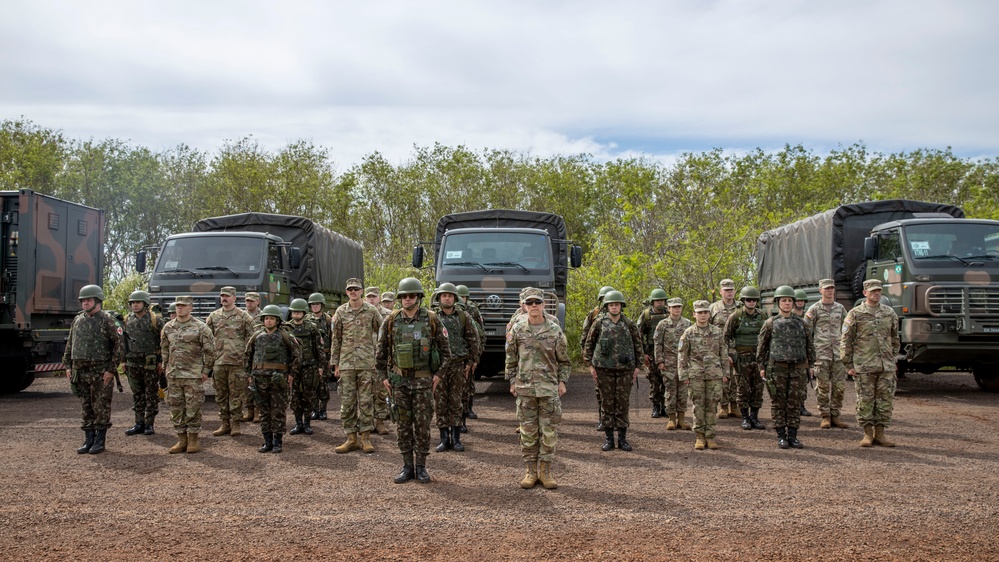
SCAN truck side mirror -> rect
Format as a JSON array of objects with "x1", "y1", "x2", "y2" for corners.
[
  {"x1": 135, "y1": 250, "x2": 146, "y2": 273},
  {"x1": 863, "y1": 237, "x2": 877, "y2": 260},
  {"x1": 290, "y1": 247, "x2": 302, "y2": 269},
  {"x1": 412, "y1": 246, "x2": 424, "y2": 268},
  {"x1": 570, "y1": 245, "x2": 582, "y2": 268}
]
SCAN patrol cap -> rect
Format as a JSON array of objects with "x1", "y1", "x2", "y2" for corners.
[
  {"x1": 667, "y1": 297, "x2": 683, "y2": 307},
  {"x1": 863, "y1": 279, "x2": 883, "y2": 291},
  {"x1": 381, "y1": 291, "x2": 395, "y2": 302},
  {"x1": 819, "y1": 279, "x2": 836, "y2": 289},
  {"x1": 720, "y1": 279, "x2": 735, "y2": 289},
  {"x1": 244, "y1": 292, "x2": 260, "y2": 301},
  {"x1": 220, "y1": 286, "x2": 236, "y2": 297},
  {"x1": 693, "y1": 300, "x2": 711, "y2": 312},
  {"x1": 175, "y1": 296, "x2": 193, "y2": 306},
  {"x1": 346, "y1": 278, "x2": 363, "y2": 290},
  {"x1": 520, "y1": 287, "x2": 544, "y2": 302},
  {"x1": 365, "y1": 286, "x2": 380, "y2": 297}
]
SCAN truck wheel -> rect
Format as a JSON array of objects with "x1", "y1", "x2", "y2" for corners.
[
  {"x1": 0, "y1": 359, "x2": 33, "y2": 393},
  {"x1": 851, "y1": 265, "x2": 867, "y2": 300},
  {"x1": 973, "y1": 366, "x2": 999, "y2": 392}
]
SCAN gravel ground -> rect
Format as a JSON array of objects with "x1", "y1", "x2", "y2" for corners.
[{"x1": 1, "y1": 371, "x2": 997, "y2": 561}]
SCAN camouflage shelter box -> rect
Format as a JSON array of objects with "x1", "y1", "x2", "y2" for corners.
[
  {"x1": 755, "y1": 200, "x2": 963, "y2": 291},
  {"x1": 193, "y1": 213, "x2": 363, "y2": 296}
]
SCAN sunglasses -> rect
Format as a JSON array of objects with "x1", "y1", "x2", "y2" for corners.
[
  {"x1": 524, "y1": 300, "x2": 544, "y2": 306},
  {"x1": 346, "y1": 287, "x2": 361, "y2": 292}
]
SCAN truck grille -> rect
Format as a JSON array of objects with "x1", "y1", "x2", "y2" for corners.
[
  {"x1": 927, "y1": 286, "x2": 999, "y2": 316},
  {"x1": 470, "y1": 290, "x2": 558, "y2": 324}
]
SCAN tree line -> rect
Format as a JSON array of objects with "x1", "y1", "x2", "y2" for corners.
[{"x1": 3, "y1": 117, "x2": 998, "y2": 356}]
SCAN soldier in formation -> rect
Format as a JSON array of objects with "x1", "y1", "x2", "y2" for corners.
[
  {"x1": 841, "y1": 279, "x2": 900, "y2": 448},
  {"x1": 654, "y1": 297, "x2": 692, "y2": 430},
  {"x1": 430, "y1": 283, "x2": 481, "y2": 452},
  {"x1": 161, "y1": 295, "x2": 214, "y2": 454},
  {"x1": 757, "y1": 285, "x2": 815, "y2": 449},
  {"x1": 366, "y1": 286, "x2": 392, "y2": 434},
  {"x1": 380, "y1": 291, "x2": 396, "y2": 314},
  {"x1": 307, "y1": 292, "x2": 334, "y2": 419},
  {"x1": 793, "y1": 288, "x2": 814, "y2": 417},
  {"x1": 506, "y1": 287, "x2": 570, "y2": 490},
  {"x1": 123, "y1": 290, "x2": 163, "y2": 436},
  {"x1": 724, "y1": 286, "x2": 767, "y2": 431},
  {"x1": 583, "y1": 290, "x2": 644, "y2": 452},
  {"x1": 240, "y1": 292, "x2": 262, "y2": 423},
  {"x1": 677, "y1": 300, "x2": 727, "y2": 450},
  {"x1": 330, "y1": 278, "x2": 383, "y2": 454},
  {"x1": 287, "y1": 298, "x2": 326, "y2": 437},
  {"x1": 456, "y1": 284, "x2": 484, "y2": 422},
  {"x1": 377, "y1": 278, "x2": 451, "y2": 484},
  {"x1": 804, "y1": 279, "x2": 850, "y2": 429},
  {"x1": 709, "y1": 279, "x2": 739, "y2": 419},
  {"x1": 64, "y1": 284, "x2": 125, "y2": 455},
  {"x1": 636, "y1": 289, "x2": 670, "y2": 418},
  {"x1": 206, "y1": 286, "x2": 256, "y2": 438},
  {"x1": 245, "y1": 305, "x2": 301, "y2": 453},
  {"x1": 581, "y1": 285, "x2": 614, "y2": 431}
]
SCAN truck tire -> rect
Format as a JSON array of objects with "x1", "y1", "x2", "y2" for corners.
[
  {"x1": 851, "y1": 265, "x2": 867, "y2": 300},
  {"x1": 972, "y1": 365, "x2": 999, "y2": 392},
  {"x1": 0, "y1": 359, "x2": 33, "y2": 393}
]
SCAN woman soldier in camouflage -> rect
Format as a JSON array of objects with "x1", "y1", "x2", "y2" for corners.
[{"x1": 677, "y1": 300, "x2": 728, "y2": 450}]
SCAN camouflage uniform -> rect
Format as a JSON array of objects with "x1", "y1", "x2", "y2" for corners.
[
  {"x1": 583, "y1": 313, "x2": 643, "y2": 431},
  {"x1": 840, "y1": 296, "x2": 900, "y2": 431},
  {"x1": 460, "y1": 298, "x2": 485, "y2": 417},
  {"x1": 724, "y1": 307, "x2": 767, "y2": 419},
  {"x1": 805, "y1": 290, "x2": 848, "y2": 422},
  {"x1": 161, "y1": 316, "x2": 214, "y2": 434},
  {"x1": 330, "y1": 301, "x2": 382, "y2": 435},
  {"x1": 376, "y1": 307, "x2": 452, "y2": 470},
  {"x1": 64, "y1": 309, "x2": 125, "y2": 431},
  {"x1": 124, "y1": 310, "x2": 163, "y2": 428},
  {"x1": 287, "y1": 318, "x2": 326, "y2": 426},
  {"x1": 757, "y1": 313, "x2": 815, "y2": 431},
  {"x1": 245, "y1": 325, "x2": 301, "y2": 436},
  {"x1": 369, "y1": 306, "x2": 392, "y2": 428},
  {"x1": 432, "y1": 304, "x2": 481, "y2": 428},
  {"x1": 637, "y1": 303, "x2": 670, "y2": 415},
  {"x1": 653, "y1": 311, "x2": 692, "y2": 425},
  {"x1": 205, "y1": 300, "x2": 256, "y2": 430},
  {"x1": 241, "y1": 292, "x2": 263, "y2": 420},
  {"x1": 308, "y1": 309, "x2": 333, "y2": 416},
  {"x1": 708, "y1": 296, "x2": 738, "y2": 415},
  {"x1": 677, "y1": 307, "x2": 726, "y2": 444},
  {"x1": 580, "y1": 305, "x2": 605, "y2": 426}
]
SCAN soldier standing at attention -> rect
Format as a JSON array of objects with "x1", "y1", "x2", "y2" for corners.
[
  {"x1": 63, "y1": 284, "x2": 125, "y2": 455},
  {"x1": 366, "y1": 286, "x2": 393, "y2": 434},
  {"x1": 287, "y1": 299, "x2": 326, "y2": 438},
  {"x1": 123, "y1": 290, "x2": 163, "y2": 437},
  {"x1": 161, "y1": 296, "x2": 214, "y2": 454},
  {"x1": 245, "y1": 305, "x2": 301, "y2": 453},
  {"x1": 455, "y1": 284, "x2": 484, "y2": 422},
  {"x1": 380, "y1": 292, "x2": 396, "y2": 314},
  {"x1": 709, "y1": 279, "x2": 739, "y2": 419},
  {"x1": 805, "y1": 279, "x2": 850, "y2": 429},
  {"x1": 307, "y1": 292, "x2": 333, "y2": 420},
  {"x1": 841, "y1": 279, "x2": 901, "y2": 448},
  {"x1": 244, "y1": 292, "x2": 262, "y2": 323},
  {"x1": 637, "y1": 289, "x2": 670, "y2": 418},
  {"x1": 240, "y1": 292, "x2": 262, "y2": 423},
  {"x1": 330, "y1": 278, "x2": 383, "y2": 454},
  {"x1": 206, "y1": 286, "x2": 256, "y2": 438},
  {"x1": 167, "y1": 302, "x2": 177, "y2": 320},
  {"x1": 581, "y1": 286, "x2": 614, "y2": 431},
  {"x1": 377, "y1": 278, "x2": 451, "y2": 484},
  {"x1": 793, "y1": 288, "x2": 814, "y2": 417},
  {"x1": 654, "y1": 298, "x2": 692, "y2": 431},
  {"x1": 677, "y1": 300, "x2": 727, "y2": 450},
  {"x1": 724, "y1": 286, "x2": 768, "y2": 431},
  {"x1": 506, "y1": 287, "x2": 570, "y2": 490},
  {"x1": 431, "y1": 283, "x2": 481, "y2": 452},
  {"x1": 757, "y1": 285, "x2": 815, "y2": 449},
  {"x1": 584, "y1": 290, "x2": 644, "y2": 452}
]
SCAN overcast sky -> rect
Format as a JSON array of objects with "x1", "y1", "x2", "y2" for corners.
[{"x1": 3, "y1": 1, "x2": 997, "y2": 166}]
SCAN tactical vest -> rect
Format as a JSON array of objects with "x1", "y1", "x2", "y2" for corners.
[
  {"x1": 290, "y1": 322, "x2": 317, "y2": 365},
  {"x1": 734, "y1": 310, "x2": 765, "y2": 349},
  {"x1": 71, "y1": 312, "x2": 112, "y2": 362},
  {"x1": 392, "y1": 310, "x2": 432, "y2": 371},
  {"x1": 253, "y1": 330, "x2": 290, "y2": 367},
  {"x1": 769, "y1": 315, "x2": 807, "y2": 362},
  {"x1": 125, "y1": 312, "x2": 159, "y2": 355},
  {"x1": 593, "y1": 317, "x2": 636, "y2": 370},
  {"x1": 643, "y1": 308, "x2": 669, "y2": 346},
  {"x1": 438, "y1": 309, "x2": 468, "y2": 358}
]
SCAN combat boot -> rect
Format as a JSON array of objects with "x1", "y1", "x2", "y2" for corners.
[
  {"x1": 830, "y1": 415, "x2": 849, "y2": 428},
  {"x1": 258, "y1": 432, "x2": 273, "y2": 453},
  {"x1": 665, "y1": 413, "x2": 677, "y2": 431},
  {"x1": 88, "y1": 429, "x2": 107, "y2": 454},
  {"x1": 740, "y1": 408, "x2": 752, "y2": 430},
  {"x1": 694, "y1": 432, "x2": 706, "y2": 450},
  {"x1": 186, "y1": 433, "x2": 201, "y2": 453},
  {"x1": 730, "y1": 402, "x2": 740, "y2": 418},
  {"x1": 169, "y1": 433, "x2": 188, "y2": 454},
  {"x1": 335, "y1": 433, "x2": 360, "y2": 454},
  {"x1": 459, "y1": 416, "x2": 468, "y2": 434},
  {"x1": 310, "y1": 410, "x2": 320, "y2": 420},
  {"x1": 435, "y1": 428, "x2": 451, "y2": 452},
  {"x1": 678, "y1": 415, "x2": 692, "y2": 431},
  {"x1": 240, "y1": 406, "x2": 254, "y2": 422},
  {"x1": 651, "y1": 403, "x2": 662, "y2": 418},
  {"x1": 77, "y1": 429, "x2": 96, "y2": 454},
  {"x1": 800, "y1": 404, "x2": 813, "y2": 417},
  {"x1": 271, "y1": 433, "x2": 283, "y2": 453},
  {"x1": 750, "y1": 407, "x2": 765, "y2": 430},
  {"x1": 375, "y1": 419, "x2": 389, "y2": 435},
  {"x1": 415, "y1": 465, "x2": 431, "y2": 483},
  {"x1": 252, "y1": 410, "x2": 262, "y2": 423},
  {"x1": 394, "y1": 460, "x2": 415, "y2": 484},
  {"x1": 318, "y1": 408, "x2": 328, "y2": 421},
  {"x1": 787, "y1": 427, "x2": 803, "y2": 449},
  {"x1": 520, "y1": 462, "x2": 538, "y2": 489},
  {"x1": 451, "y1": 427, "x2": 465, "y2": 452},
  {"x1": 143, "y1": 423, "x2": 155, "y2": 435},
  {"x1": 212, "y1": 421, "x2": 231, "y2": 437},
  {"x1": 617, "y1": 428, "x2": 632, "y2": 451},
  {"x1": 360, "y1": 431, "x2": 375, "y2": 453},
  {"x1": 125, "y1": 422, "x2": 145, "y2": 436},
  {"x1": 820, "y1": 415, "x2": 832, "y2": 429},
  {"x1": 777, "y1": 427, "x2": 789, "y2": 449},
  {"x1": 601, "y1": 428, "x2": 615, "y2": 451},
  {"x1": 538, "y1": 460, "x2": 558, "y2": 489},
  {"x1": 302, "y1": 417, "x2": 313, "y2": 435},
  {"x1": 705, "y1": 436, "x2": 718, "y2": 450},
  {"x1": 229, "y1": 420, "x2": 241, "y2": 437},
  {"x1": 289, "y1": 416, "x2": 304, "y2": 435},
  {"x1": 466, "y1": 397, "x2": 478, "y2": 420},
  {"x1": 716, "y1": 403, "x2": 728, "y2": 419},
  {"x1": 874, "y1": 425, "x2": 896, "y2": 447},
  {"x1": 859, "y1": 425, "x2": 875, "y2": 447}
]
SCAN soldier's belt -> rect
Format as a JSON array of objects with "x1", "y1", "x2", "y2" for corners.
[
  {"x1": 394, "y1": 367, "x2": 432, "y2": 378},
  {"x1": 253, "y1": 363, "x2": 288, "y2": 371},
  {"x1": 72, "y1": 360, "x2": 108, "y2": 370},
  {"x1": 771, "y1": 361, "x2": 807, "y2": 368}
]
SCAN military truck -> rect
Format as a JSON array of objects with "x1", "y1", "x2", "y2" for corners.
[
  {"x1": 0, "y1": 189, "x2": 105, "y2": 392},
  {"x1": 412, "y1": 209, "x2": 582, "y2": 376},
  {"x1": 137, "y1": 213, "x2": 363, "y2": 319},
  {"x1": 756, "y1": 200, "x2": 999, "y2": 391}
]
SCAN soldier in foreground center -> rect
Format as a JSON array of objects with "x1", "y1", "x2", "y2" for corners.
[
  {"x1": 161, "y1": 295, "x2": 214, "y2": 454},
  {"x1": 206, "y1": 286, "x2": 256, "y2": 438},
  {"x1": 678, "y1": 300, "x2": 727, "y2": 450},
  {"x1": 245, "y1": 305, "x2": 301, "y2": 453},
  {"x1": 123, "y1": 290, "x2": 163, "y2": 437},
  {"x1": 654, "y1": 298, "x2": 692, "y2": 430},
  {"x1": 330, "y1": 278, "x2": 382, "y2": 454}
]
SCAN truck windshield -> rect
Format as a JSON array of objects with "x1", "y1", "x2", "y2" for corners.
[
  {"x1": 904, "y1": 223, "x2": 999, "y2": 260},
  {"x1": 155, "y1": 236, "x2": 267, "y2": 274},
  {"x1": 441, "y1": 232, "x2": 551, "y2": 269}
]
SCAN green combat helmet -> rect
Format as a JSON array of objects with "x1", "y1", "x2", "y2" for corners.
[
  {"x1": 288, "y1": 298, "x2": 309, "y2": 313},
  {"x1": 128, "y1": 290, "x2": 151, "y2": 305},
  {"x1": 602, "y1": 290, "x2": 627, "y2": 308},
  {"x1": 739, "y1": 286, "x2": 761, "y2": 301},
  {"x1": 597, "y1": 286, "x2": 615, "y2": 302},
  {"x1": 168, "y1": 302, "x2": 177, "y2": 314},
  {"x1": 396, "y1": 277, "x2": 425, "y2": 297},
  {"x1": 455, "y1": 285, "x2": 470, "y2": 298},
  {"x1": 436, "y1": 282, "x2": 459, "y2": 296},
  {"x1": 308, "y1": 293, "x2": 326, "y2": 306},
  {"x1": 261, "y1": 304, "x2": 283, "y2": 319},
  {"x1": 794, "y1": 289, "x2": 807, "y2": 301},
  {"x1": 774, "y1": 285, "x2": 796, "y2": 299},
  {"x1": 648, "y1": 288, "x2": 668, "y2": 301},
  {"x1": 78, "y1": 284, "x2": 105, "y2": 301}
]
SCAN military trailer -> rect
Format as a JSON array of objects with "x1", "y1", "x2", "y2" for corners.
[
  {"x1": 756, "y1": 199, "x2": 999, "y2": 391},
  {"x1": 412, "y1": 209, "x2": 582, "y2": 376},
  {"x1": 0, "y1": 189, "x2": 105, "y2": 392},
  {"x1": 137, "y1": 213, "x2": 363, "y2": 319}
]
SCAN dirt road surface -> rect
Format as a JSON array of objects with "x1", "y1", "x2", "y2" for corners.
[{"x1": 1, "y1": 371, "x2": 997, "y2": 561}]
